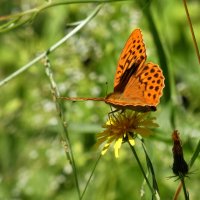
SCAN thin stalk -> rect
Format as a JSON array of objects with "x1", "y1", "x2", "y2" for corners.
[
  {"x1": 128, "y1": 141, "x2": 156, "y2": 198},
  {"x1": 182, "y1": 0, "x2": 200, "y2": 64},
  {"x1": 0, "y1": 4, "x2": 102, "y2": 87},
  {"x1": 80, "y1": 155, "x2": 101, "y2": 200},
  {"x1": 0, "y1": 0, "x2": 129, "y2": 21},
  {"x1": 141, "y1": 141, "x2": 159, "y2": 194},
  {"x1": 44, "y1": 57, "x2": 81, "y2": 198},
  {"x1": 0, "y1": 1, "x2": 129, "y2": 33},
  {"x1": 173, "y1": 182, "x2": 182, "y2": 200},
  {"x1": 39, "y1": 0, "x2": 130, "y2": 13},
  {"x1": 181, "y1": 177, "x2": 189, "y2": 200},
  {"x1": 188, "y1": 139, "x2": 200, "y2": 168}
]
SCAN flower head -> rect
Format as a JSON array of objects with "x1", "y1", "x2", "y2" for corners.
[
  {"x1": 96, "y1": 110, "x2": 159, "y2": 158},
  {"x1": 172, "y1": 130, "x2": 189, "y2": 177}
]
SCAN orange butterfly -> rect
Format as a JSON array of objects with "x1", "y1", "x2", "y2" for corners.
[{"x1": 60, "y1": 29, "x2": 165, "y2": 112}]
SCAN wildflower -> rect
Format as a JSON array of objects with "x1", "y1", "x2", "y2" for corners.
[
  {"x1": 96, "y1": 110, "x2": 159, "y2": 158},
  {"x1": 172, "y1": 130, "x2": 188, "y2": 177}
]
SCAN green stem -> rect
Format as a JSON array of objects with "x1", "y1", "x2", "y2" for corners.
[
  {"x1": 39, "y1": 0, "x2": 131, "y2": 12},
  {"x1": 44, "y1": 57, "x2": 81, "y2": 198},
  {"x1": 181, "y1": 177, "x2": 189, "y2": 200},
  {"x1": 0, "y1": 0, "x2": 129, "y2": 21},
  {"x1": 188, "y1": 139, "x2": 200, "y2": 168},
  {"x1": 80, "y1": 155, "x2": 101, "y2": 199},
  {"x1": 182, "y1": 0, "x2": 200, "y2": 64},
  {"x1": 128, "y1": 141, "x2": 155, "y2": 197}
]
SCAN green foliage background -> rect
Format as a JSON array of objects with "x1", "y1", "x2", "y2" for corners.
[{"x1": 0, "y1": 0, "x2": 199, "y2": 199}]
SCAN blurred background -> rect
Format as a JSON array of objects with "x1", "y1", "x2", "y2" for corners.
[{"x1": 0, "y1": 0, "x2": 199, "y2": 199}]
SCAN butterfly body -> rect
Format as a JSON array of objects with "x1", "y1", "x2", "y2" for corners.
[{"x1": 61, "y1": 29, "x2": 165, "y2": 112}]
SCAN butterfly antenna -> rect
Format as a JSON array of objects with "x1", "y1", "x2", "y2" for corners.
[
  {"x1": 105, "y1": 81, "x2": 108, "y2": 96},
  {"x1": 182, "y1": 0, "x2": 200, "y2": 64}
]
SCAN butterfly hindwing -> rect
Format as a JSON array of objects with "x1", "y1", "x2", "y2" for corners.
[{"x1": 122, "y1": 62, "x2": 165, "y2": 106}]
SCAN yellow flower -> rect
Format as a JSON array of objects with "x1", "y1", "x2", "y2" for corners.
[{"x1": 96, "y1": 110, "x2": 159, "y2": 158}]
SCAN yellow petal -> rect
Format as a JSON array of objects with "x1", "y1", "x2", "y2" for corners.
[
  {"x1": 128, "y1": 134, "x2": 135, "y2": 146},
  {"x1": 106, "y1": 118, "x2": 114, "y2": 125},
  {"x1": 101, "y1": 143, "x2": 110, "y2": 155},
  {"x1": 114, "y1": 137, "x2": 123, "y2": 158}
]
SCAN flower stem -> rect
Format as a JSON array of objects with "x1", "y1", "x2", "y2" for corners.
[
  {"x1": 181, "y1": 177, "x2": 189, "y2": 200},
  {"x1": 44, "y1": 57, "x2": 81, "y2": 198},
  {"x1": 128, "y1": 141, "x2": 158, "y2": 199},
  {"x1": 80, "y1": 155, "x2": 101, "y2": 199}
]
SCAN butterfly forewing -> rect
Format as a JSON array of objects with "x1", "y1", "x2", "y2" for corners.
[{"x1": 114, "y1": 29, "x2": 147, "y2": 90}]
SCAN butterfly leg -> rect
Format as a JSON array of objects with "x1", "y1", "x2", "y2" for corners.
[{"x1": 107, "y1": 106, "x2": 120, "y2": 122}]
